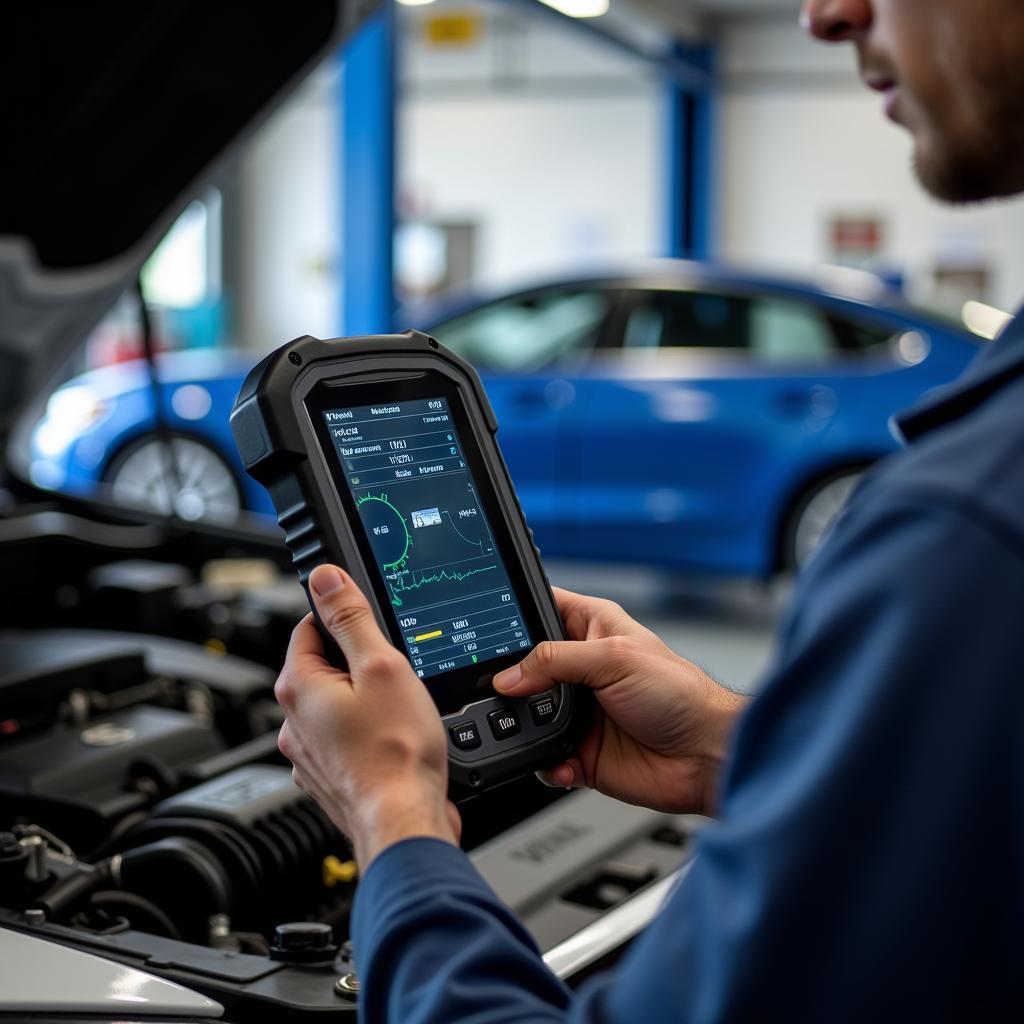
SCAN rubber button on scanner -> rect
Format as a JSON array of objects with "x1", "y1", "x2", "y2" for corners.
[
  {"x1": 487, "y1": 707, "x2": 522, "y2": 741},
  {"x1": 529, "y1": 693, "x2": 557, "y2": 726},
  {"x1": 449, "y1": 721, "x2": 482, "y2": 750}
]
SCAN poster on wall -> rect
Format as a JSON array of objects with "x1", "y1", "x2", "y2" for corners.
[{"x1": 829, "y1": 215, "x2": 884, "y2": 269}]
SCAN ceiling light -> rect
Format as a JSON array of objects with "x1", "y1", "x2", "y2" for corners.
[
  {"x1": 396, "y1": 0, "x2": 437, "y2": 7},
  {"x1": 538, "y1": 0, "x2": 609, "y2": 18}
]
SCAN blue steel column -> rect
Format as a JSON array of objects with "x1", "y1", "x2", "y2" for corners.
[
  {"x1": 338, "y1": 3, "x2": 397, "y2": 335},
  {"x1": 665, "y1": 44, "x2": 715, "y2": 262}
]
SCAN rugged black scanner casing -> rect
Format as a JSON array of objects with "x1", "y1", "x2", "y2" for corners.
[{"x1": 230, "y1": 330, "x2": 590, "y2": 797}]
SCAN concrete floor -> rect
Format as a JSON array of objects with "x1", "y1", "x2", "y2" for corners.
[{"x1": 544, "y1": 562, "x2": 791, "y2": 696}]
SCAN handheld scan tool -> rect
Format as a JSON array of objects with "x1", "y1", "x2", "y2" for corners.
[{"x1": 231, "y1": 331, "x2": 590, "y2": 797}]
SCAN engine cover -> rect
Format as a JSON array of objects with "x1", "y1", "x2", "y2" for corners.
[{"x1": 0, "y1": 706, "x2": 222, "y2": 851}]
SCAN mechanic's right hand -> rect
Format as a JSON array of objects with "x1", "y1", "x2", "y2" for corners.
[{"x1": 493, "y1": 588, "x2": 747, "y2": 816}]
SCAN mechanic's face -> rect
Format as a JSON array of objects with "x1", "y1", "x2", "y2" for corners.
[{"x1": 801, "y1": 0, "x2": 1024, "y2": 203}]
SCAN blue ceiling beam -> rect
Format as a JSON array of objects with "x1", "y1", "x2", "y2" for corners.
[{"x1": 338, "y1": 2, "x2": 397, "y2": 335}]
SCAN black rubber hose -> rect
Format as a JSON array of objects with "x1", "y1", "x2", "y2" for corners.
[
  {"x1": 34, "y1": 862, "x2": 114, "y2": 920},
  {"x1": 85, "y1": 811, "x2": 149, "y2": 861},
  {"x1": 125, "y1": 817, "x2": 262, "y2": 896},
  {"x1": 89, "y1": 889, "x2": 182, "y2": 941},
  {"x1": 119, "y1": 837, "x2": 232, "y2": 916}
]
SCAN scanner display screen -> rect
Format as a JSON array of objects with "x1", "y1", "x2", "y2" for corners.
[{"x1": 322, "y1": 397, "x2": 534, "y2": 679}]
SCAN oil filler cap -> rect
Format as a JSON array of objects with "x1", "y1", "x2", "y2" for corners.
[{"x1": 270, "y1": 921, "x2": 339, "y2": 965}]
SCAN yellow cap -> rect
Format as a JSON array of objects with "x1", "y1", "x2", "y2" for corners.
[{"x1": 323, "y1": 855, "x2": 359, "y2": 887}]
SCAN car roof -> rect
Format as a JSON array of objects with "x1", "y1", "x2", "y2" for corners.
[{"x1": 402, "y1": 259, "x2": 969, "y2": 339}]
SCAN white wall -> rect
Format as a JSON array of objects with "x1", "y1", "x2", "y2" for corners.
[
  {"x1": 718, "y1": 19, "x2": 1024, "y2": 313},
  {"x1": 400, "y1": 91, "x2": 663, "y2": 289},
  {"x1": 399, "y1": 2, "x2": 665, "y2": 290},
  {"x1": 235, "y1": 68, "x2": 341, "y2": 349}
]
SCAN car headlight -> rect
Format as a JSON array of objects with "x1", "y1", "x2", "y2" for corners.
[{"x1": 33, "y1": 385, "x2": 110, "y2": 457}]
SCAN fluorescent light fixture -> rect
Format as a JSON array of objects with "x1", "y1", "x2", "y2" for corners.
[
  {"x1": 538, "y1": 0, "x2": 609, "y2": 17},
  {"x1": 396, "y1": 0, "x2": 437, "y2": 6},
  {"x1": 962, "y1": 299, "x2": 1012, "y2": 340}
]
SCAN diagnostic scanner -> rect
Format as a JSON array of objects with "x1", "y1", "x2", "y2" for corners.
[{"x1": 230, "y1": 330, "x2": 590, "y2": 797}]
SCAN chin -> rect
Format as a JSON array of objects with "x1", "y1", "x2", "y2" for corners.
[
  {"x1": 914, "y1": 150, "x2": 1002, "y2": 204},
  {"x1": 913, "y1": 132, "x2": 1024, "y2": 204}
]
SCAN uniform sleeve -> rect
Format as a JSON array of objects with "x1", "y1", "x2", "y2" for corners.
[
  {"x1": 352, "y1": 837, "x2": 572, "y2": 1024},
  {"x1": 353, "y1": 493, "x2": 1024, "y2": 1023}
]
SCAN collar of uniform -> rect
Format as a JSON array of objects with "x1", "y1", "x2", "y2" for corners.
[{"x1": 893, "y1": 311, "x2": 1024, "y2": 443}]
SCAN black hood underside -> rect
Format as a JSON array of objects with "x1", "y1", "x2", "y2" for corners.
[
  {"x1": 0, "y1": 0, "x2": 372, "y2": 447},
  {"x1": 1, "y1": 1, "x2": 353, "y2": 270}
]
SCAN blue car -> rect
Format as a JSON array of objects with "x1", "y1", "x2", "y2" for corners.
[{"x1": 29, "y1": 262, "x2": 980, "y2": 575}]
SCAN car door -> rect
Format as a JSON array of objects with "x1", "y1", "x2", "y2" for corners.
[
  {"x1": 427, "y1": 285, "x2": 619, "y2": 559},
  {"x1": 567, "y1": 286, "x2": 864, "y2": 575}
]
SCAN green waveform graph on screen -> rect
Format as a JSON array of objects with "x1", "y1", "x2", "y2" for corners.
[
  {"x1": 386, "y1": 563, "x2": 498, "y2": 607},
  {"x1": 356, "y1": 492, "x2": 412, "y2": 572}
]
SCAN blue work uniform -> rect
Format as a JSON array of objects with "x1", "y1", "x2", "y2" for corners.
[{"x1": 353, "y1": 314, "x2": 1024, "y2": 1023}]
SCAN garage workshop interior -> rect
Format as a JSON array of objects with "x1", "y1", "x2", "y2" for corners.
[{"x1": 3, "y1": 1, "x2": 1023, "y2": 1022}]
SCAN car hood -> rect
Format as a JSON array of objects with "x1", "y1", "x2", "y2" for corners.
[{"x1": 0, "y1": 1, "x2": 372, "y2": 452}]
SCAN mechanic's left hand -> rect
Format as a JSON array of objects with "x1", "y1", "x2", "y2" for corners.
[{"x1": 275, "y1": 564, "x2": 460, "y2": 869}]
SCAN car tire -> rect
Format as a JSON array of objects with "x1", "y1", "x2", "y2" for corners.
[
  {"x1": 104, "y1": 433, "x2": 243, "y2": 523},
  {"x1": 783, "y1": 468, "x2": 864, "y2": 571}
]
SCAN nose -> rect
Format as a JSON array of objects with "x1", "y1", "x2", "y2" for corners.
[{"x1": 800, "y1": 0, "x2": 872, "y2": 42}]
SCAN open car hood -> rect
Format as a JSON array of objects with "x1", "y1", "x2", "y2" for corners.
[{"x1": 0, "y1": 1, "x2": 372, "y2": 447}]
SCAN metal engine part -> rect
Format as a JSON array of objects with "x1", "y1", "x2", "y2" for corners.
[{"x1": 122, "y1": 765, "x2": 350, "y2": 933}]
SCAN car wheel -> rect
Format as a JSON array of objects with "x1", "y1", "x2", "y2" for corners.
[
  {"x1": 104, "y1": 434, "x2": 243, "y2": 522},
  {"x1": 784, "y1": 469, "x2": 864, "y2": 570}
]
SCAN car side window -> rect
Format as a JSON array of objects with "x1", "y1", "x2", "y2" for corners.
[
  {"x1": 832, "y1": 316, "x2": 899, "y2": 352},
  {"x1": 749, "y1": 297, "x2": 835, "y2": 364},
  {"x1": 623, "y1": 290, "x2": 750, "y2": 350},
  {"x1": 433, "y1": 289, "x2": 610, "y2": 372},
  {"x1": 623, "y1": 289, "x2": 838, "y2": 364}
]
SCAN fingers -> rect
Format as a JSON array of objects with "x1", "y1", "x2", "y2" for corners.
[
  {"x1": 285, "y1": 613, "x2": 331, "y2": 670},
  {"x1": 276, "y1": 615, "x2": 338, "y2": 714},
  {"x1": 493, "y1": 635, "x2": 632, "y2": 697},
  {"x1": 308, "y1": 565, "x2": 398, "y2": 675},
  {"x1": 552, "y1": 587, "x2": 651, "y2": 641},
  {"x1": 536, "y1": 759, "x2": 582, "y2": 789},
  {"x1": 277, "y1": 719, "x2": 294, "y2": 761},
  {"x1": 445, "y1": 800, "x2": 463, "y2": 845}
]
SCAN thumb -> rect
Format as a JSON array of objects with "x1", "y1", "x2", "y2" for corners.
[
  {"x1": 493, "y1": 638, "x2": 624, "y2": 697},
  {"x1": 309, "y1": 564, "x2": 394, "y2": 672}
]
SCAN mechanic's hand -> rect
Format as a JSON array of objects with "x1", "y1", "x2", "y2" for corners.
[
  {"x1": 275, "y1": 565, "x2": 459, "y2": 869},
  {"x1": 494, "y1": 588, "x2": 747, "y2": 816}
]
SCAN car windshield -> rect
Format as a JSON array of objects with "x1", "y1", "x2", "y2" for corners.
[{"x1": 433, "y1": 289, "x2": 611, "y2": 372}]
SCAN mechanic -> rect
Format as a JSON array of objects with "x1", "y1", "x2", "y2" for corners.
[{"x1": 273, "y1": 1, "x2": 1024, "y2": 1019}]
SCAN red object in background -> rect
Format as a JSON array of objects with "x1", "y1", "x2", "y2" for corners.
[
  {"x1": 86, "y1": 325, "x2": 169, "y2": 369},
  {"x1": 831, "y1": 217, "x2": 883, "y2": 257}
]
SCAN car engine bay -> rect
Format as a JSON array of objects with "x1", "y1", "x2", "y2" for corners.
[{"x1": 0, "y1": 498, "x2": 701, "y2": 1021}]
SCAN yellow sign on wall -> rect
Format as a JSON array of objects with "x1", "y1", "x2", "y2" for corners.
[{"x1": 423, "y1": 13, "x2": 482, "y2": 47}]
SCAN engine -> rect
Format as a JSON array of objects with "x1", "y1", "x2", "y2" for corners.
[
  {"x1": 0, "y1": 629, "x2": 357, "y2": 971},
  {"x1": 0, "y1": 548, "x2": 686, "y2": 1020}
]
